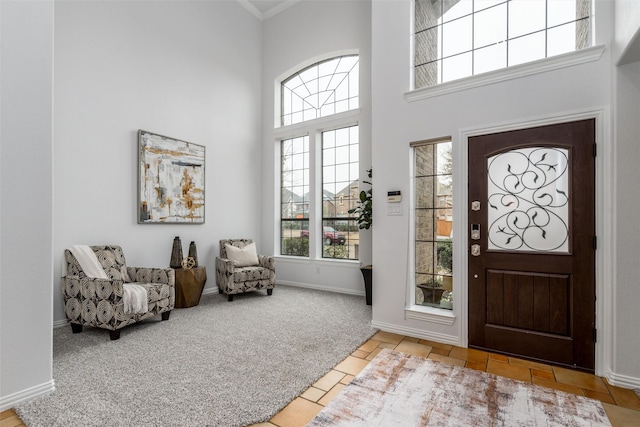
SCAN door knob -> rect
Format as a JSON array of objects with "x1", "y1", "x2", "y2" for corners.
[{"x1": 471, "y1": 244, "x2": 481, "y2": 257}]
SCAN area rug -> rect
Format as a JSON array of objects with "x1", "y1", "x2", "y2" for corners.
[
  {"x1": 15, "y1": 285, "x2": 376, "y2": 427},
  {"x1": 308, "y1": 349, "x2": 611, "y2": 426}
]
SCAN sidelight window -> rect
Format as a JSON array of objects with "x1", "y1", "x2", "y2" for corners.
[{"x1": 413, "y1": 139, "x2": 453, "y2": 309}]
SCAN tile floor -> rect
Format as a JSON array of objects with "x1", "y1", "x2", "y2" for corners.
[
  {"x1": 3, "y1": 331, "x2": 639, "y2": 427},
  {"x1": 249, "y1": 331, "x2": 640, "y2": 427}
]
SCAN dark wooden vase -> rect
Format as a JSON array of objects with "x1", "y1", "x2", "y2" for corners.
[
  {"x1": 188, "y1": 241, "x2": 198, "y2": 267},
  {"x1": 361, "y1": 265, "x2": 372, "y2": 305},
  {"x1": 170, "y1": 236, "x2": 183, "y2": 268}
]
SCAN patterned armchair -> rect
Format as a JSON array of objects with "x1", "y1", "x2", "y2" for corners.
[
  {"x1": 216, "y1": 239, "x2": 275, "y2": 301},
  {"x1": 61, "y1": 245, "x2": 175, "y2": 340}
]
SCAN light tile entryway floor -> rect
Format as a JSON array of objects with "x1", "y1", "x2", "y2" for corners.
[{"x1": 250, "y1": 331, "x2": 640, "y2": 427}]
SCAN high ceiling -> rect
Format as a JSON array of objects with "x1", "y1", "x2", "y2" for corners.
[
  {"x1": 241, "y1": 0, "x2": 300, "y2": 20},
  {"x1": 248, "y1": 0, "x2": 287, "y2": 14}
]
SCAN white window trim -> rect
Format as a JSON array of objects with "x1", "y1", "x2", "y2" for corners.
[
  {"x1": 405, "y1": 45, "x2": 605, "y2": 102},
  {"x1": 274, "y1": 49, "x2": 360, "y2": 129},
  {"x1": 274, "y1": 109, "x2": 360, "y2": 140},
  {"x1": 406, "y1": 138, "x2": 457, "y2": 325},
  {"x1": 276, "y1": 110, "x2": 361, "y2": 262},
  {"x1": 405, "y1": 305, "x2": 456, "y2": 326}
]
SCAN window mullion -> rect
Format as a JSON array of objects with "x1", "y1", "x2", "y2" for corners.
[{"x1": 309, "y1": 129, "x2": 321, "y2": 259}]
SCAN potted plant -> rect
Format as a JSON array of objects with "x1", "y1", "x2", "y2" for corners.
[
  {"x1": 349, "y1": 168, "x2": 372, "y2": 230},
  {"x1": 440, "y1": 290, "x2": 453, "y2": 310},
  {"x1": 349, "y1": 168, "x2": 373, "y2": 305}
]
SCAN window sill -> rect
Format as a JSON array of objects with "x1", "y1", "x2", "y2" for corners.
[
  {"x1": 274, "y1": 256, "x2": 361, "y2": 267},
  {"x1": 405, "y1": 45, "x2": 605, "y2": 102},
  {"x1": 405, "y1": 305, "x2": 456, "y2": 326}
]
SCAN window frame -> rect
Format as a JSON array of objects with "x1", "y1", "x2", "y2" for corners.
[
  {"x1": 276, "y1": 52, "x2": 362, "y2": 263},
  {"x1": 410, "y1": 0, "x2": 603, "y2": 99},
  {"x1": 320, "y1": 124, "x2": 360, "y2": 261},
  {"x1": 406, "y1": 136, "x2": 457, "y2": 325},
  {"x1": 280, "y1": 54, "x2": 360, "y2": 127}
]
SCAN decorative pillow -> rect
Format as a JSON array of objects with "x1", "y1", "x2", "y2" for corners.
[{"x1": 225, "y1": 243, "x2": 259, "y2": 267}]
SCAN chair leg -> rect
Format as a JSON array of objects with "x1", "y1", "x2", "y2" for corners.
[
  {"x1": 161, "y1": 311, "x2": 171, "y2": 321},
  {"x1": 71, "y1": 323, "x2": 83, "y2": 334},
  {"x1": 228, "y1": 294, "x2": 234, "y2": 302},
  {"x1": 109, "y1": 329, "x2": 121, "y2": 340},
  {"x1": 267, "y1": 289, "x2": 273, "y2": 296}
]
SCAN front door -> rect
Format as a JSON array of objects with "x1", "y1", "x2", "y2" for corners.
[{"x1": 468, "y1": 119, "x2": 596, "y2": 372}]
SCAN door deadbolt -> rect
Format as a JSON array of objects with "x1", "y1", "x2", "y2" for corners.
[{"x1": 471, "y1": 224, "x2": 480, "y2": 240}]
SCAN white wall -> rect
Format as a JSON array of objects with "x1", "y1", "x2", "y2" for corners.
[
  {"x1": 53, "y1": 0, "x2": 263, "y2": 324},
  {"x1": 260, "y1": 0, "x2": 372, "y2": 295},
  {"x1": 0, "y1": 0, "x2": 55, "y2": 410},
  {"x1": 612, "y1": 0, "x2": 640, "y2": 385},
  {"x1": 614, "y1": 0, "x2": 640, "y2": 64},
  {"x1": 370, "y1": 0, "x2": 624, "y2": 375}
]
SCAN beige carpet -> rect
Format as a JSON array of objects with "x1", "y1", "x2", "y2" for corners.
[{"x1": 308, "y1": 349, "x2": 611, "y2": 426}]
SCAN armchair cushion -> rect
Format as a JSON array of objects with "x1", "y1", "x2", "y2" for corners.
[{"x1": 225, "y1": 242, "x2": 259, "y2": 267}]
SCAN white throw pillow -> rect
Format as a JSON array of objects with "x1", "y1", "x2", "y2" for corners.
[{"x1": 225, "y1": 243, "x2": 259, "y2": 267}]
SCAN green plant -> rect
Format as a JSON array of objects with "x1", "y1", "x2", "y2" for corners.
[
  {"x1": 323, "y1": 244, "x2": 349, "y2": 259},
  {"x1": 348, "y1": 168, "x2": 372, "y2": 230},
  {"x1": 424, "y1": 276, "x2": 443, "y2": 288},
  {"x1": 437, "y1": 239, "x2": 453, "y2": 273},
  {"x1": 282, "y1": 237, "x2": 309, "y2": 257}
]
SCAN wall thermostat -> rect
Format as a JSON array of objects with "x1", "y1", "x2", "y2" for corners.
[{"x1": 387, "y1": 191, "x2": 402, "y2": 203}]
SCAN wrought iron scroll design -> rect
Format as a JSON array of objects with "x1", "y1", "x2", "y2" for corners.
[{"x1": 487, "y1": 147, "x2": 569, "y2": 253}]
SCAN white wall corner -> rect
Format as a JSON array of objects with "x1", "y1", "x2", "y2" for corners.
[{"x1": 0, "y1": 381, "x2": 55, "y2": 412}]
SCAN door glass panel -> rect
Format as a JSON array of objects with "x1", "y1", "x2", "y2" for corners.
[{"x1": 487, "y1": 147, "x2": 569, "y2": 253}]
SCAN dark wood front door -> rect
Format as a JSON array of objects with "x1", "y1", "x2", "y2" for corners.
[{"x1": 468, "y1": 119, "x2": 596, "y2": 372}]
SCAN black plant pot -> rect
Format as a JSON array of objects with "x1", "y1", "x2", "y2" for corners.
[{"x1": 361, "y1": 265, "x2": 372, "y2": 305}]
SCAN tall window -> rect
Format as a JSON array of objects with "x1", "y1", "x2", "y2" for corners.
[
  {"x1": 281, "y1": 136, "x2": 309, "y2": 256},
  {"x1": 414, "y1": 0, "x2": 591, "y2": 88},
  {"x1": 281, "y1": 55, "x2": 359, "y2": 126},
  {"x1": 413, "y1": 140, "x2": 453, "y2": 309},
  {"x1": 278, "y1": 54, "x2": 361, "y2": 260},
  {"x1": 322, "y1": 126, "x2": 359, "y2": 260}
]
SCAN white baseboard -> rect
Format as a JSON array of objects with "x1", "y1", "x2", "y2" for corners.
[
  {"x1": 606, "y1": 369, "x2": 640, "y2": 390},
  {"x1": 278, "y1": 280, "x2": 365, "y2": 297},
  {"x1": 201, "y1": 287, "x2": 219, "y2": 296},
  {"x1": 0, "y1": 380, "x2": 55, "y2": 412},
  {"x1": 370, "y1": 320, "x2": 460, "y2": 346}
]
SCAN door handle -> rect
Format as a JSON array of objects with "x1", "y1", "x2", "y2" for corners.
[
  {"x1": 471, "y1": 224, "x2": 480, "y2": 240},
  {"x1": 471, "y1": 244, "x2": 481, "y2": 257}
]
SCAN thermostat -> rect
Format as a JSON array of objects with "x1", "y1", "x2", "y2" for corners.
[{"x1": 387, "y1": 191, "x2": 402, "y2": 203}]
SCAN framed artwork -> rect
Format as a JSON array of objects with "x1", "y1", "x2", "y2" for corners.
[{"x1": 138, "y1": 130, "x2": 205, "y2": 224}]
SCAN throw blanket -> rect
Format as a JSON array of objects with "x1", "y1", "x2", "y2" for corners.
[
  {"x1": 123, "y1": 284, "x2": 148, "y2": 314},
  {"x1": 68, "y1": 245, "x2": 148, "y2": 315},
  {"x1": 68, "y1": 245, "x2": 108, "y2": 279}
]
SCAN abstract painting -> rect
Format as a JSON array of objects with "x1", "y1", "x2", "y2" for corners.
[{"x1": 138, "y1": 130, "x2": 205, "y2": 223}]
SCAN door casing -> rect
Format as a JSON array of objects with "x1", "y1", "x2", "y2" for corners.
[{"x1": 453, "y1": 109, "x2": 612, "y2": 377}]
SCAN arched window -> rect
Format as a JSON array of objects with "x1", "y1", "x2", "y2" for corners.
[
  {"x1": 278, "y1": 54, "x2": 361, "y2": 260},
  {"x1": 281, "y1": 55, "x2": 359, "y2": 126}
]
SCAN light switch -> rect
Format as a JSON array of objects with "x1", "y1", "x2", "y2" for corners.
[{"x1": 387, "y1": 205, "x2": 403, "y2": 216}]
